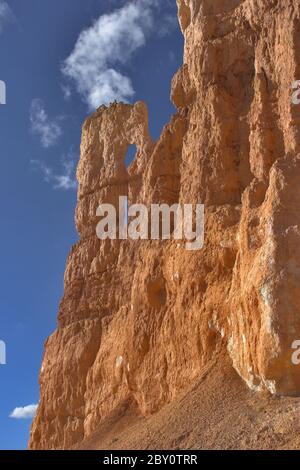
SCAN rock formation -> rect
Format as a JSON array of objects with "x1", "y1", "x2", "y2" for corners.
[{"x1": 29, "y1": 0, "x2": 300, "y2": 450}]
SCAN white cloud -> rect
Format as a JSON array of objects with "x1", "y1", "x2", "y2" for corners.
[
  {"x1": 54, "y1": 157, "x2": 77, "y2": 190},
  {"x1": 85, "y1": 69, "x2": 134, "y2": 110},
  {"x1": 62, "y1": 0, "x2": 176, "y2": 109},
  {"x1": 61, "y1": 84, "x2": 72, "y2": 101},
  {"x1": 31, "y1": 152, "x2": 77, "y2": 191},
  {"x1": 0, "y1": 1, "x2": 14, "y2": 33},
  {"x1": 9, "y1": 404, "x2": 38, "y2": 420},
  {"x1": 30, "y1": 99, "x2": 63, "y2": 148}
]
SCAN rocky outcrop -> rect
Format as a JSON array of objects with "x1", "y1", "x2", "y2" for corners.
[{"x1": 30, "y1": 0, "x2": 300, "y2": 449}]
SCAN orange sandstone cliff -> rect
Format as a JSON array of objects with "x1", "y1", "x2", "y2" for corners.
[{"x1": 29, "y1": 0, "x2": 300, "y2": 450}]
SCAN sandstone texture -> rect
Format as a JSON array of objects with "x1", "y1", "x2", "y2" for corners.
[{"x1": 30, "y1": 0, "x2": 300, "y2": 450}]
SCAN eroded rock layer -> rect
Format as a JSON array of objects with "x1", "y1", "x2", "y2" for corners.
[{"x1": 30, "y1": 0, "x2": 300, "y2": 449}]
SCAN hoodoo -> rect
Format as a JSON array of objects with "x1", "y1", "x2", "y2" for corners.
[{"x1": 30, "y1": 0, "x2": 300, "y2": 450}]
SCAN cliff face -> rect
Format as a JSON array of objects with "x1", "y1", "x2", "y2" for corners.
[{"x1": 30, "y1": 0, "x2": 300, "y2": 449}]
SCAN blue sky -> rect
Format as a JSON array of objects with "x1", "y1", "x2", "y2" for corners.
[{"x1": 0, "y1": 0, "x2": 183, "y2": 449}]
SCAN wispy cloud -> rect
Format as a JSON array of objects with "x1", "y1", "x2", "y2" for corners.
[
  {"x1": 54, "y1": 158, "x2": 77, "y2": 190},
  {"x1": 61, "y1": 84, "x2": 72, "y2": 101},
  {"x1": 31, "y1": 152, "x2": 77, "y2": 191},
  {"x1": 62, "y1": 0, "x2": 176, "y2": 109},
  {"x1": 9, "y1": 404, "x2": 38, "y2": 420},
  {"x1": 0, "y1": 0, "x2": 14, "y2": 34},
  {"x1": 30, "y1": 99, "x2": 63, "y2": 148}
]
